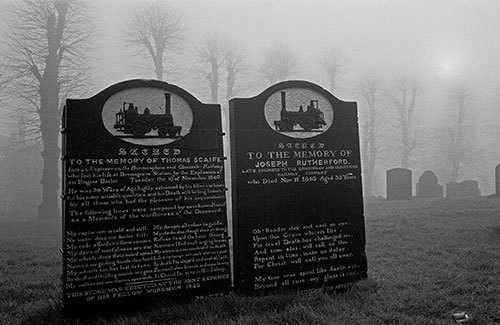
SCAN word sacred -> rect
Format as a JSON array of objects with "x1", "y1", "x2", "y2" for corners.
[{"x1": 118, "y1": 147, "x2": 181, "y2": 156}]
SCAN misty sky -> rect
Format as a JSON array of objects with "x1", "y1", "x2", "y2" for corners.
[
  {"x1": 95, "y1": 0, "x2": 500, "y2": 90},
  {"x1": 90, "y1": 0, "x2": 500, "y2": 195}
]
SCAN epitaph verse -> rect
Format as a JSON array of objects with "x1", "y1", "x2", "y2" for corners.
[
  {"x1": 62, "y1": 80, "x2": 230, "y2": 309},
  {"x1": 230, "y1": 81, "x2": 367, "y2": 294}
]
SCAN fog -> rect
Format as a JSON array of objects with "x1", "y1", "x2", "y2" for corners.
[
  {"x1": 96, "y1": 0, "x2": 500, "y2": 91},
  {"x1": 1, "y1": 0, "x2": 500, "y2": 220}
]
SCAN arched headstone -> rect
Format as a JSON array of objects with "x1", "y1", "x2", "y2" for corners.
[
  {"x1": 230, "y1": 80, "x2": 367, "y2": 294},
  {"x1": 62, "y1": 80, "x2": 231, "y2": 310},
  {"x1": 416, "y1": 170, "x2": 443, "y2": 198}
]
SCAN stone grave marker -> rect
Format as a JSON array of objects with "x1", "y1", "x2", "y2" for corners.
[
  {"x1": 62, "y1": 80, "x2": 231, "y2": 310},
  {"x1": 386, "y1": 168, "x2": 412, "y2": 200},
  {"x1": 229, "y1": 80, "x2": 367, "y2": 294},
  {"x1": 416, "y1": 170, "x2": 443, "y2": 198},
  {"x1": 446, "y1": 182, "x2": 460, "y2": 197},
  {"x1": 446, "y1": 180, "x2": 481, "y2": 197}
]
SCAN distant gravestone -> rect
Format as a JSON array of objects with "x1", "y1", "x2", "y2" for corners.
[
  {"x1": 230, "y1": 81, "x2": 367, "y2": 294},
  {"x1": 496, "y1": 163, "x2": 500, "y2": 197},
  {"x1": 386, "y1": 168, "x2": 412, "y2": 200},
  {"x1": 446, "y1": 180, "x2": 481, "y2": 197},
  {"x1": 416, "y1": 170, "x2": 443, "y2": 198},
  {"x1": 446, "y1": 182, "x2": 461, "y2": 197},
  {"x1": 62, "y1": 80, "x2": 231, "y2": 310}
]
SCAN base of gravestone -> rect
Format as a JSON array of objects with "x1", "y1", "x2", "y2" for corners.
[{"x1": 61, "y1": 290, "x2": 202, "y2": 317}]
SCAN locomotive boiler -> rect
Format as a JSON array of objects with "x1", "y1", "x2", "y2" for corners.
[
  {"x1": 113, "y1": 93, "x2": 182, "y2": 138},
  {"x1": 274, "y1": 91, "x2": 326, "y2": 132}
]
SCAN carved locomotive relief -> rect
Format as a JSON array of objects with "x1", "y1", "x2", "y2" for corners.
[
  {"x1": 264, "y1": 88, "x2": 333, "y2": 139},
  {"x1": 274, "y1": 91, "x2": 326, "y2": 132},
  {"x1": 102, "y1": 87, "x2": 192, "y2": 146},
  {"x1": 113, "y1": 93, "x2": 182, "y2": 138}
]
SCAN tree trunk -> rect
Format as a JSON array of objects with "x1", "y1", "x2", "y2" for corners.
[
  {"x1": 329, "y1": 73, "x2": 336, "y2": 94},
  {"x1": 38, "y1": 85, "x2": 60, "y2": 219},
  {"x1": 401, "y1": 126, "x2": 409, "y2": 168},
  {"x1": 226, "y1": 70, "x2": 235, "y2": 102},
  {"x1": 210, "y1": 57, "x2": 219, "y2": 103},
  {"x1": 38, "y1": 115, "x2": 60, "y2": 219},
  {"x1": 154, "y1": 54, "x2": 163, "y2": 80},
  {"x1": 37, "y1": 3, "x2": 65, "y2": 219}
]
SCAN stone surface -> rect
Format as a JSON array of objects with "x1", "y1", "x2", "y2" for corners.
[
  {"x1": 416, "y1": 170, "x2": 443, "y2": 198},
  {"x1": 230, "y1": 81, "x2": 367, "y2": 294},
  {"x1": 386, "y1": 168, "x2": 412, "y2": 200},
  {"x1": 62, "y1": 79, "x2": 231, "y2": 310},
  {"x1": 446, "y1": 180, "x2": 481, "y2": 197}
]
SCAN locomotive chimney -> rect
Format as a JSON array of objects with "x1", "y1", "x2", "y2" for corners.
[
  {"x1": 281, "y1": 91, "x2": 286, "y2": 112},
  {"x1": 164, "y1": 93, "x2": 171, "y2": 115}
]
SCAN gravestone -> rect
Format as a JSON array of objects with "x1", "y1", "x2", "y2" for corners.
[
  {"x1": 446, "y1": 180, "x2": 481, "y2": 197},
  {"x1": 230, "y1": 81, "x2": 367, "y2": 294},
  {"x1": 416, "y1": 170, "x2": 443, "y2": 198},
  {"x1": 386, "y1": 168, "x2": 412, "y2": 200},
  {"x1": 62, "y1": 80, "x2": 231, "y2": 310},
  {"x1": 496, "y1": 163, "x2": 500, "y2": 197}
]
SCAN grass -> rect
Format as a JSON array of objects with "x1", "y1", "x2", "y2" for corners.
[{"x1": 1, "y1": 197, "x2": 500, "y2": 324}]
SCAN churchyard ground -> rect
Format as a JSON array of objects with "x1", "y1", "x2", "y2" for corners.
[{"x1": 1, "y1": 197, "x2": 499, "y2": 324}]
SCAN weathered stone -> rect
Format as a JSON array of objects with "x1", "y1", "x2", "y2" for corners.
[
  {"x1": 230, "y1": 81, "x2": 367, "y2": 294},
  {"x1": 386, "y1": 168, "x2": 412, "y2": 200},
  {"x1": 446, "y1": 180, "x2": 481, "y2": 197},
  {"x1": 62, "y1": 79, "x2": 231, "y2": 310},
  {"x1": 416, "y1": 170, "x2": 443, "y2": 198}
]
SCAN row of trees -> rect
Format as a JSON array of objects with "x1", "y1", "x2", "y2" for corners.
[{"x1": 0, "y1": 0, "x2": 487, "y2": 219}]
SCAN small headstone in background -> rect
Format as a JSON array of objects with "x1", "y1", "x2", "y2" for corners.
[
  {"x1": 416, "y1": 170, "x2": 443, "y2": 198},
  {"x1": 386, "y1": 168, "x2": 412, "y2": 200},
  {"x1": 446, "y1": 180, "x2": 481, "y2": 197}
]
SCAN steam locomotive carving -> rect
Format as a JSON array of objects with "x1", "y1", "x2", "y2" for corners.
[
  {"x1": 274, "y1": 91, "x2": 326, "y2": 132},
  {"x1": 113, "y1": 93, "x2": 182, "y2": 138}
]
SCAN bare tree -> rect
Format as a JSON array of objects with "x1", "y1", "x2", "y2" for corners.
[
  {"x1": 194, "y1": 33, "x2": 249, "y2": 104},
  {"x1": 259, "y1": 42, "x2": 300, "y2": 84},
  {"x1": 125, "y1": 0, "x2": 184, "y2": 81},
  {"x1": 194, "y1": 32, "x2": 222, "y2": 103},
  {"x1": 4, "y1": 0, "x2": 93, "y2": 219},
  {"x1": 391, "y1": 73, "x2": 422, "y2": 168},
  {"x1": 445, "y1": 81, "x2": 474, "y2": 183},
  {"x1": 357, "y1": 72, "x2": 385, "y2": 197},
  {"x1": 318, "y1": 47, "x2": 347, "y2": 94},
  {"x1": 222, "y1": 38, "x2": 248, "y2": 102}
]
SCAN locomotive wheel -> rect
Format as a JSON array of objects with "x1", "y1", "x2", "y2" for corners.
[
  {"x1": 284, "y1": 121, "x2": 294, "y2": 131},
  {"x1": 300, "y1": 122, "x2": 313, "y2": 131},
  {"x1": 158, "y1": 127, "x2": 168, "y2": 138},
  {"x1": 168, "y1": 129, "x2": 178, "y2": 137},
  {"x1": 132, "y1": 120, "x2": 148, "y2": 137}
]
